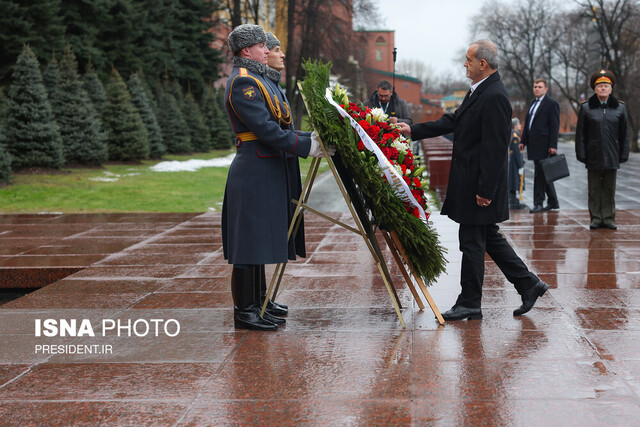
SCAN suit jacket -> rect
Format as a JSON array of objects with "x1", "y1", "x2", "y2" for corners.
[
  {"x1": 521, "y1": 95, "x2": 560, "y2": 160},
  {"x1": 410, "y1": 71, "x2": 510, "y2": 225}
]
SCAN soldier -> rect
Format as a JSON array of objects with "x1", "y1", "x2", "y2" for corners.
[
  {"x1": 222, "y1": 24, "x2": 332, "y2": 331},
  {"x1": 259, "y1": 32, "x2": 310, "y2": 317}
]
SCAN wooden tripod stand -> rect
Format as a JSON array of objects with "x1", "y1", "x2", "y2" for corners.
[{"x1": 260, "y1": 90, "x2": 445, "y2": 327}]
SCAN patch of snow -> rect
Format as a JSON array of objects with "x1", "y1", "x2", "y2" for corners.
[
  {"x1": 89, "y1": 177, "x2": 119, "y2": 182},
  {"x1": 150, "y1": 153, "x2": 235, "y2": 172}
]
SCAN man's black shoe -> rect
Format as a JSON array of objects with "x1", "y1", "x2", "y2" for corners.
[
  {"x1": 234, "y1": 307, "x2": 278, "y2": 331},
  {"x1": 590, "y1": 221, "x2": 601, "y2": 229},
  {"x1": 601, "y1": 222, "x2": 617, "y2": 230},
  {"x1": 262, "y1": 310, "x2": 286, "y2": 325},
  {"x1": 544, "y1": 204, "x2": 560, "y2": 211},
  {"x1": 529, "y1": 205, "x2": 544, "y2": 213},
  {"x1": 441, "y1": 306, "x2": 483, "y2": 321},
  {"x1": 263, "y1": 299, "x2": 288, "y2": 316},
  {"x1": 513, "y1": 281, "x2": 549, "y2": 316}
]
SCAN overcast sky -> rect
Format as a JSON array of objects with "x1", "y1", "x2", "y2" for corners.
[{"x1": 373, "y1": 0, "x2": 486, "y2": 79}]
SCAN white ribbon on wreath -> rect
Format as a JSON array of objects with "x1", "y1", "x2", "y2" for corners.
[{"x1": 325, "y1": 88, "x2": 428, "y2": 223}]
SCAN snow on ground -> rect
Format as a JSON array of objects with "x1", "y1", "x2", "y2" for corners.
[{"x1": 150, "y1": 153, "x2": 235, "y2": 172}]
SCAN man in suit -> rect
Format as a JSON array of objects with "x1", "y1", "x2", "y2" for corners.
[
  {"x1": 520, "y1": 78, "x2": 560, "y2": 213},
  {"x1": 397, "y1": 40, "x2": 548, "y2": 321}
]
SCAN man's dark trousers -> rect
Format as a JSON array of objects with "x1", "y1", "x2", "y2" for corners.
[
  {"x1": 533, "y1": 159, "x2": 559, "y2": 207},
  {"x1": 457, "y1": 223, "x2": 540, "y2": 309}
]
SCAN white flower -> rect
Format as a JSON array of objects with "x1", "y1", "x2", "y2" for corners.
[
  {"x1": 333, "y1": 83, "x2": 349, "y2": 105},
  {"x1": 370, "y1": 108, "x2": 388, "y2": 123},
  {"x1": 391, "y1": 140, "x2": 409, "y2": 155}
]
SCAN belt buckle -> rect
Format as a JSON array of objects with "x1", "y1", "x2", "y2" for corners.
[{"x1": 234, "y1": 137, "x2": 242, "y2": 148}]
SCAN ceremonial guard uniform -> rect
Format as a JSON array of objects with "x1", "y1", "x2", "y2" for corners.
[{"x1": 222, "y1": 25, "x2": 322, "y2": 330}]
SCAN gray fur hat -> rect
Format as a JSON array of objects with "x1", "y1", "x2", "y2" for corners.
[
  {"x1": 228, "y1": 24, "x2": 267, "y2": 53},
  {"x1": 266, "y1": 32, "x2": 281, "y2": 50}
]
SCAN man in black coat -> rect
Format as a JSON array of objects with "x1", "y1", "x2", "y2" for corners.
[
  {"x1": 520, "y1": 78, "x2": 560, "y2": 213},
  {"x1": 398, "y1": 40, "x2": 548, "y2": 321}
]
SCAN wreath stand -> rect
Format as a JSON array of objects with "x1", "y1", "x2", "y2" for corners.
[{"x1": 260, "y1": 90, "x2": 445, "y2": 328}]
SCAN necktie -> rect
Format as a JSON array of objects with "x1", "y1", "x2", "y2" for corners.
[
  {"x1": 462, "y1": 89, "x2": 472, "y2": 105},
  {"x1": 528, "y1": 99, "x2": 539, "y2": 129}
]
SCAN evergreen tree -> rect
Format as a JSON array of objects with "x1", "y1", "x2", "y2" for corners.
[
  {"x1": 102, "y1": 68, "x2": 149, "y2": 161},
  {"x1": 201, "y1": 85, "x2": 233, "y2": 149},
  {"x1": 53, "y1": 44, "x2": 107, "y2": 165},
  {"x1": 128, "y1": 73, "x2": 165, "y2": 159},
  {"x1": 82, "y1": 62, "x2": 107, "y2": 115},
  {"x1": 170, "y1": 78, "x2": 185, "y2": 106},
  {"x1": 0, "y1": 0, "x2": 65, "y2": 86},
  {"x1": 0, "y1": 139, "x2": 11, "y2": 182},
  {"x1": 137, "y1": 0, "x2": 221, "y2": 96},
  {"x1": 42, "y1": 55, "x2": 61, "y2": 97},
  {"x1": 156, "y1": 81, "x2": 192, "y2": 154},
  {"x1": 0, "y1": 87, "x2": 7, "y2": 127},
  {"x1": 4, "y1": 45, "x2": 63, "y2": 169},
  {"x1": 182, "y1": 92, "x2": 210, "y2": 152},
  {"x1": 59, "y1": 0, "x2": 107, "y2": 77}
]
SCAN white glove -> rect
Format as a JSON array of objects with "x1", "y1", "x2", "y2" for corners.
[
  {"x1": 518, "y1": 167, "x2": 524, "y2": 175},
  {"x1": 308, "y1": 131, "x2": 336, "y2": 158}
]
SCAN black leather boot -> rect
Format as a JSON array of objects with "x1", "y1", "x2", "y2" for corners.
[
  {"x1": 258, "y1": 264, "x2": 288, "y2": 316},
  {"x1": 231, "y1": 266, "x2": 277, "y2": 331},
  {"x1": 254, "y1": 265, "x2": 285, "y2": 324}
]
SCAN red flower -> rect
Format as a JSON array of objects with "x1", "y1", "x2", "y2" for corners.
[
  {"x1": 359, "y1": 120, "x2": 370, "y2": 130},
  {"x1": 413, "y1": 177, "x2": 421, "y2": 187},
  {"x1": 357, "y1": 141, "x2": 366, "y2": 151},
  {"x1": 381, "y1": 133, "x2": 395, "y2": 145},
  {"x1": 401, "y1": 164, "x2": 407, "y2": 174},
  {"x1": 403, "y1": 155, "x2": 414, "y2": 168},
  {"x1": 366, "y1": 125, "x2": 381, "y2": 140},
  {"x1": 411, "y1": 189, "x2": 424, "y2": 204},
  {"x1": 403, "y1": 176, "x2": 411, "y2": 186}
]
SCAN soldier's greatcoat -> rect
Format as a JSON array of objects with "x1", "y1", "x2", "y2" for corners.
[
  {"x1": 222, "y1": 57, "x2": 312, "y2": 265},
  {"x1": 264, "y1": 68, "x2": 308, "y2": 258}
]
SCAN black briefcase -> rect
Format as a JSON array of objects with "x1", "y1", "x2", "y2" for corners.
[{"x1": 540, "y1": 154, "x2": 570, "y2": 183}]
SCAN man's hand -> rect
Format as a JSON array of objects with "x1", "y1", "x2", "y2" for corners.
[
  {"x1": 389, "y1": 117, "x2": 398, "y2": 124},
  {"x1": 549, "y1": 147, "x2": 557, "y2": 155},
  {"x1": 396, "y1": 122, "x2": 411, "y2": 136},
  {"x1": 476, "y1": 195, "x2": 491, "y2": 207},
  {"x1": 519, "y1": 143, "x2": 524, "y2": 152}
]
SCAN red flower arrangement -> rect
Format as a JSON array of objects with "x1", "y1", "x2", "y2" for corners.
[{"x1": 337, "y1": 101, "x2": 430, "y2": 221}]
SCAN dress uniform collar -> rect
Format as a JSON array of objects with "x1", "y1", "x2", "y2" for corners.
[
  {"x1": 232, "y1": 56, "x2": 269, "y2": 75},
  {"x1": 266, "y1": 67, "x2": 282, "y2": 83}
]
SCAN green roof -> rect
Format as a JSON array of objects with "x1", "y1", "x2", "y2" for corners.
[
  {"x1": 441, "y1": 93, "x2": 464, "y2": 101},
  {"x1": 366, "y1": 68, "x2": 422, "y2": 84}
]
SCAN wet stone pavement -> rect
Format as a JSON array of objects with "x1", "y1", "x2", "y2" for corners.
[{"x1": 0, "y1": 144, "x2": 639, "y2": 425}]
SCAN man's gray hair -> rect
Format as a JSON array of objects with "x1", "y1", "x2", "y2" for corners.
[{"x1": 471, "y1": 39, "x2": 499, "y2": 70}]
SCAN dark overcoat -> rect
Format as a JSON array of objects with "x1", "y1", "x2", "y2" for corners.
[
  {"x1": 575, "y1": 94, "x2": 629, "y2": 170},
  {"x1": 410, "y1": 71, "x2": 510, "y2": 225},
  {"x1": 521, "y1": 95, "x2": 560, "y2": 160},
  {"x1": 222, "y1": 63, "x2": 312, "y2": 265},
  {"x1": 264, "y1": 72, "x2": 307, "y2": 258}
]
